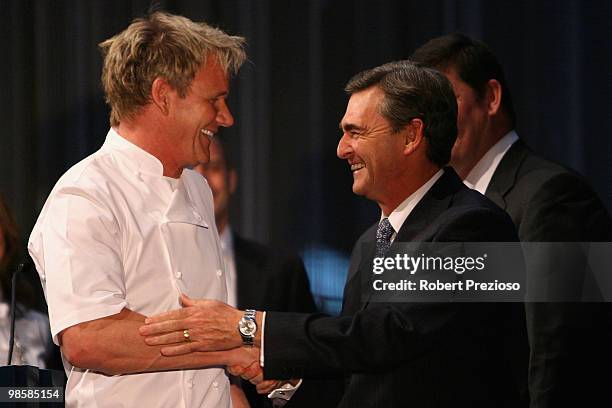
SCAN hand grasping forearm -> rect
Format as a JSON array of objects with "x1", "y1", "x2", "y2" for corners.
[{"x1": 139, "y1": 294, "x2": 263, "y2": 354}]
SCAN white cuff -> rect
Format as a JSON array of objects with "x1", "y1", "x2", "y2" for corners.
[{"x1": 268, "y1": 379, "x2": 303, "y2": 401}]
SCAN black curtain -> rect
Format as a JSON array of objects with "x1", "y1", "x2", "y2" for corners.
[{"x1": 2, "y1": 0, "x2": 611, "y2": 257}]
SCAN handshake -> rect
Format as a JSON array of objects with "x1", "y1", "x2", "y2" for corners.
[{"x1": 138, "y1": 294, "x2": 298, "y2": 395}]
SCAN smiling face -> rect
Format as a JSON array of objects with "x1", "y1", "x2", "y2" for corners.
[
  {"x1": 164, "y1": 54, "x2": 234, "y2": 176},
  {"x1": 337, "y1": 86, "x2": 406, "y2": 205}
]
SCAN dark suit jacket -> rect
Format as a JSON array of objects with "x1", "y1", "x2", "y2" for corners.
[
  {"x1": 264, "y1": 168, "x2": 527, "y2": 408},
  {"x1": 233, "y1": 234, "x2": 317, "y2": 313},
  {"x1": 485, "y1": 140, "x2": 612, "y2": 408},
  {"x1": 231, "y1": 234, "x2": 324, "y2": 408}
]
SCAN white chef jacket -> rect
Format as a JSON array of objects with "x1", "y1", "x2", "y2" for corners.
[{"x1": 28, "y1": 128, "x2": 231, "y2": 408}]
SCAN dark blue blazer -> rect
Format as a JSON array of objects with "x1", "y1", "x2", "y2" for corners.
[{"x1": 264, "y1": 168, "x2": 527, "y2": 408}]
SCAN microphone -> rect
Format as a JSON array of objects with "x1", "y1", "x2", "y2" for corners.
[
  {"x1": 0, "y1": 257, "x2": 66, "y2": 394},
  {"x1": 7, "y1": 259, "x2": 32, "y2": 365}
]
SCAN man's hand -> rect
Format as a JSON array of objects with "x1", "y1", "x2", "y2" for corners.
[
  {"x1": 226, "y1": 350, "x2": 284, "y2": 393},
  {"x1": 228, "y1": 361, "x2": 264, "y2": 384},
  {"x1": 227, "y1": 358, "x2": 302, "y2": 397},
  {"x1": 139, "y1": 294, "x2": 244, "y2": 354},
  {"x1": 228, "y1": 363, "x2": 282, "y2": 394},
  {"x1": 223, "y1": 346, "x2": 261, "y2": 368},
  {"x1": 228, "y1": 363, "x2": 300, "y2": 394}
]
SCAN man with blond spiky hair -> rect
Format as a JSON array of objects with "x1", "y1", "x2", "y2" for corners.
[{"x1": 28, "y1": 11, "x2": 255, "y2": 407}]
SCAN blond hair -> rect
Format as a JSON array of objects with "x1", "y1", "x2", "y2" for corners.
[{"x1": 99, "y1": 12, "x2": 246, "y2": 126}]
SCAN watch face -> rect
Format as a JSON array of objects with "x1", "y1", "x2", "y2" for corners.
[{"x1": 239, "y1": 319, "x2": 257, "y2": 336}]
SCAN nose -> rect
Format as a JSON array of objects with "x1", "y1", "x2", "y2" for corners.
[
  {"x1": 337, "y1": 133, "x2": 353, "y2": 159},
  {"x1": 216, "y1": 99, "x2": 234, "y2": 128}
]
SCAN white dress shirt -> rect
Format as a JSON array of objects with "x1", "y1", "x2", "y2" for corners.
[
  {"x1": 384, "y1": 169, "x2": 444, "y2": 241},
  {"x1": 28, "y1": 129, "x2": 231, "y2": 407},
  {"x1": 463, "y1": 131, "x2": 519, "y2": 194},
  {"x1": 219, "y1": 226, "x2": 238, "y2": 308}
]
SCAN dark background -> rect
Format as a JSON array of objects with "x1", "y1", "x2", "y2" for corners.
[{"x1": 2, "y1": 0, "x2": 611, "y2": 262}]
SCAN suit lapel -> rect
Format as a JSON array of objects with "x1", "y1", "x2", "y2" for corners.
[
  {"x1": 359, "y1": 168, "x2": 462, "y2": 306},
  {"x1": 341, "y1": 226, "x2": 376, "y2": 315},
  {"x1": 394, "y1": 167, "x2": 459, "y2": 242},
  {"x1": 485, "y1": 140, "x2": 529, "y2": 209}
]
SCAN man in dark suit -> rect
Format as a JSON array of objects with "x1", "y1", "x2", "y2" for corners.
[
  {"x1": 195, "y1": 138, "x2": 316, "y2": 314},
  {"x1": 140, "y1": 61, "x2": 526, "y2": 407},
  {"x1": 195, "y1": 138, "x2": 318, "y2": 407},
  {"x1": 411, "y1": 33, "x2": 612, "y2": 408}
]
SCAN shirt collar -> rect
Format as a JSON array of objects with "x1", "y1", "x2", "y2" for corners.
[
  {"x1": 382, "y1": 169, "x2": 444, "y2": 235},
  {"x1": 102, "y1": 128, "x2": 167, "y2": 177},
  {"x1": 464, "y1": 130, "x2": 519, "y2": 194}
]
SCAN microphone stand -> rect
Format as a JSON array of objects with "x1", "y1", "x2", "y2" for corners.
[
  {"x1": 0, "y1": 259, "x2": 66, "y2": 405},
  {"x1": 7, "y1": 262, "x2": 25, "y2": 365}
]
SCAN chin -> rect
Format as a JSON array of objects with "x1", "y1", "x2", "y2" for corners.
[{"x1": 352, "y1": 183, "x2": 367, "y2": 197}]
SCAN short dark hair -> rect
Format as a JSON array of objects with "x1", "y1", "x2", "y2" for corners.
[
  {"x1": 410, "y1": 33, "x2": 516, "y2": 127},
  {"x1": 345, "y1": 61, "x2": 458, "y2": 167}
]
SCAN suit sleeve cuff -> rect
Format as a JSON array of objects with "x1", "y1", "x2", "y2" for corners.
[{"x1": 268, "y1": 379, "x2": 303, "y2": 402}]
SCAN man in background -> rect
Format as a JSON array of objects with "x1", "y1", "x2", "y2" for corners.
[
  {"x1": 411, "y1": 33, "x2": 612, "y2": 407},
  {"x1": 195, "y1": 138, "x2": 316, "y2": 314},
  {"x1": 195, "y1": 137, "x2": 318, "y2": 407}
]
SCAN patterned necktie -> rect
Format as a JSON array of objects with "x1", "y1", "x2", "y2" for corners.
[{"x1": 376, "y1": 218, "x2": 394, "y2": 258}]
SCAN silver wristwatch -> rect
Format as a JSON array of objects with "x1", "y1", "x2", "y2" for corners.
[{"x1": 238, "y1": 309, "x2": 257, "y2": 346}]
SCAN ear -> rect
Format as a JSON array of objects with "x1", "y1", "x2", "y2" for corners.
[
  {"x1": 486, "y1": 79, "x2": 502, "y2": 116},
  {"x1": 228, "y1": 168, "x2": 238, "y2": 195},
  {"x1": 151, "y1": 77, "x2": 172, "y2": 115},
  {"x1": 402, "y1": 118, "x2": 424, "y2": 156}
]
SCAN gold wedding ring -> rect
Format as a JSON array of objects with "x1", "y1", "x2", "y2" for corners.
[{"x1": 183, "y1": 329, "x2": 191, "y2": 342}]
